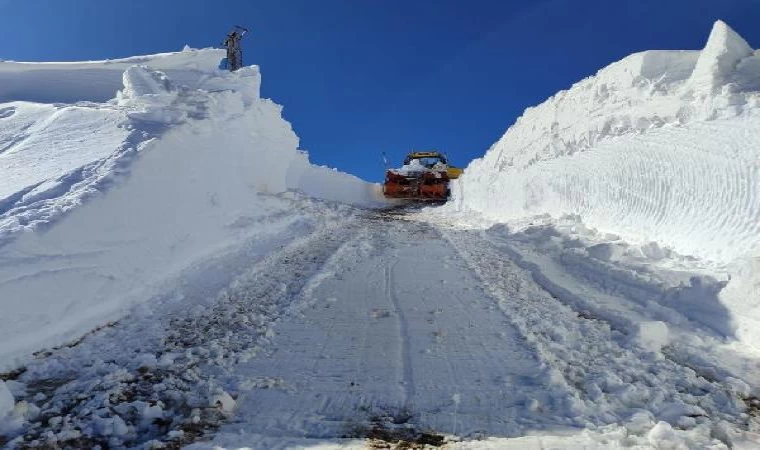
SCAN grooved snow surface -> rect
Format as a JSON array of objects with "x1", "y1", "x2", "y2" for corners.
[{"x1": 457, "y1": 118, "x2": 760, "y2": 263}]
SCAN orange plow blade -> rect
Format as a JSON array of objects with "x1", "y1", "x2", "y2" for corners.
[{"x1": 383, "y1": 170, "x2": 449, "y2": 200}]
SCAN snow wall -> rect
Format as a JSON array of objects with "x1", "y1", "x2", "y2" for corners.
[
  {"x1": 450, "y1": 21, "x2": 760, "y2": 348},
  {"x1": 0, "y1": 48, "x2": 385, "y2": 369},
  {"x1": 453, "y1": 20, "x2": 760, "y2": 263}
]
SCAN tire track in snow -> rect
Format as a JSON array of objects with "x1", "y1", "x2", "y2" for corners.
[
  {"x1": 384, "y1": 257, "x2": 415, "y2": 406},
  {"x1": 0, "y1": 106, "x2": 16, "y2": 119}
]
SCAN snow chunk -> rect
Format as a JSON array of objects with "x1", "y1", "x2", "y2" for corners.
[
  {"x1": 211, "y1": 389, "x2": 236, "y2": 413},
  {"x1": 135, "y1": 353, "x2": 158, "y2": 370},
  {"x1": 0, "y1": 380, "x2": 15, "y2": 418},
  {"x1": 640, "y1": 241, "x2": 668, "y2": 261},
  {"x1": 720, "y1": 257, "x2": 760, "y2": 350},
  {"x1": 647, "y1": 421, "x2": 680, "y2": 447},
  {"x1": 626, "y1": 411, "x2": 656, "y2": 435},
  {"x1": 660, "y1": 276, "x2": 732, "y2": 338},
  {"x1": 142, "y1": 404, "x2": 164, "y2": 422},
  {"x1": 113, "y1": 415, "x2": 129, "y2": 436},
  {"x1": 119, "y1": 65, "x2": 174, "y2": 99},
  {"x1": 637, "y1": 321, "x2": 670, "y2": 355},
  {"x1": 688, "y1": 20, "x2": 753, "y2": 93},
  {"x1": 391, "y1": 160, "x2": 445, "y2": 178},
  {"x1": 95, "y1": 414, "x2": 129, "y2": 437}
]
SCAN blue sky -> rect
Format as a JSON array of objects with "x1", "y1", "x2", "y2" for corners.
[{"x1": 1, "y1": 0, "x2": 759, "y2": 182}]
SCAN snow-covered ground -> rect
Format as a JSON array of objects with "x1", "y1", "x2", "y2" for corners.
[
  {"x1": 3, "y1": 209, "x2": 759, "y2": 449},
  {"x1": 3, "y1": 19, "x2": 760, "y2": 450}
]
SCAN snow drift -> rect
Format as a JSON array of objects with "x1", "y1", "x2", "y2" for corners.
[
  {"x1": 0, "y1": 48, "x2": 383, "y2": 370},
  {"x1": 450, "y1": 20, "x2": 760, "y2": 348}
]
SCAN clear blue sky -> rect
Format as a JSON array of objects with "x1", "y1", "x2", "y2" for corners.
[{"x1": 1, "y1": 0, "x2": 759, "y2": 182}]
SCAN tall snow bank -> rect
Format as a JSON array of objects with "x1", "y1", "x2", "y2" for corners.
[
  {"x1": 450, "y1": 20, "x2": 760, "y2": 348},
  {"x1": 0, "y1": 50, "x2": 383, "y2": 369},
  {"x1": 452, "y1": 20, "x2": 760, "y2": 263}
]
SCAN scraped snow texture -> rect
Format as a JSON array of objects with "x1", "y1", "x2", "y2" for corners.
[
  {"x1": 450, "y1": 20, "x2": 760, "y2": 348},
  {"x1": 452, "y1": 20, "x2": 760, "y2": 264},
  {"x1": 0, "y1": 48, "x2": 384, "y2": 369}
]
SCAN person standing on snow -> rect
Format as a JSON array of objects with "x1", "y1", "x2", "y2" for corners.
[{"x1": 223, "y1": 26, "x2": 249, "y2": 71}]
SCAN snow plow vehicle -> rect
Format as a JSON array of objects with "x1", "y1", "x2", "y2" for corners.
[{"x1": 383, "y1": 151, "x2": 463, "y2": 201}]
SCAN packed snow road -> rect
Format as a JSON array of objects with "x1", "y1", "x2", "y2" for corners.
[
  {"x1": 1, "y1": 207, "x2": 757, "y2": 449},
  {"x1": 204, "y1": 211, "x2": 564, "y2": 448}
]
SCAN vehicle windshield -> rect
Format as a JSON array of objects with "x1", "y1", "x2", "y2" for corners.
[{"x1": 414, "y1": 157, "x2": 444, "y2": 168}]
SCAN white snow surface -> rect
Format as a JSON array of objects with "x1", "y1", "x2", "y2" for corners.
[
  {"x1": 448, "y1": 20, "x2": 760, "y2": 349},
  {"x1": 0, "y1": 48, "x2": 385, "y2": 370}
]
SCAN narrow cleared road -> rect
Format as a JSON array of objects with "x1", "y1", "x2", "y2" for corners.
[
  {"x1": 201, "y1": 211, "x2": 755, "y2": 449},
  {"x1": 207, "y1": 216, "x2": 565, "y2": 448}
]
